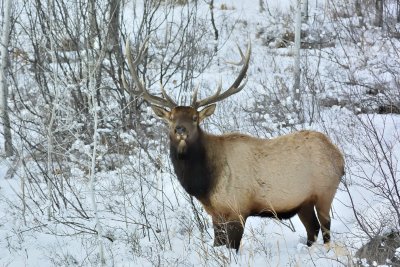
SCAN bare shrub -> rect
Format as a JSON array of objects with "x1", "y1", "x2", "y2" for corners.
[{"x1": 355, "y1": 231, "x2": 400, "y2": 266}]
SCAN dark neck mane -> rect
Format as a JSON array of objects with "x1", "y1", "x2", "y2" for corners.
[{"x1": 169, "y1": 129, "x2": 215, "y2": 199}]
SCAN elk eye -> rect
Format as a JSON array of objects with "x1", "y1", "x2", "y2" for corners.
[{"x1": 192, "y1": 115, "x2": 198, "y2": 122}]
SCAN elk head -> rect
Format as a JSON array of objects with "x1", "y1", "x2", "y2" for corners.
[{"x1": 124, "y1": 39, "x2": 251, "y2": 156}]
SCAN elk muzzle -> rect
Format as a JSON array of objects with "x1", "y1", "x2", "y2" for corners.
[
  {"x1": 174, "y1": 125, "x2": 188, "y2": 155},
  {"x1": 175, "y1": 125, "x2": 187, "y2": 135}
]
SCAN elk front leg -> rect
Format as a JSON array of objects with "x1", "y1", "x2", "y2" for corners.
[{"x1": 213, "y1": 220, "x2": 244, "y2": 250}]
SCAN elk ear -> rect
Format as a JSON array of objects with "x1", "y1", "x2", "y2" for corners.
[
  {"x1": 151, "y1": 105, "x2": 171, "y2": 122},
  {"x1": 199, "y1": 104, "x2": 216, "y2": 122}
]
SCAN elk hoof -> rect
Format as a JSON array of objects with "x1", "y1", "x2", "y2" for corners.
[{"x1": 306, "y1": 240, "x2": 314, "y2": 247}]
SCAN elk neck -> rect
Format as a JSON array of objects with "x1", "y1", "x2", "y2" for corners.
[{"x1": 169, "y1": 127, "x2": 216, "y2": 200}]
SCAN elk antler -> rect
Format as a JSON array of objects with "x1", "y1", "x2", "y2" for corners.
[
  {"x1": 124, "y1": 38, "x2": 177, "y2": 109},
  {"x1": 191, "y1": 41, "x2": 251, "y2": 109}
]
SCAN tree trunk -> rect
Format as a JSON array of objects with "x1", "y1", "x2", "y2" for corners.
[
  {"x1": 209, "y1": 0, "x2": 219, "y2": 41},
  {"x1": 259, "y1": 0, "x2": 266, "y2": 13},
  {"x1": 374, "y1": 0, "x2": 384, "y2": 27},
  {"x1": 302, "y1": 0, "x2": 309, "y2": 23},
  {"x1": 107, "y1": 0, "x2": 120, "y2": 52},
  {"x1": 293, "y1": 0, "x2": 302, "y2": 105},
  {"x1": 89, "y1": 54, "x2": 106, "y2": 267},
  {"x1": 106, "y1": 0, "x2": 129, "y2": 130},
  {"x1": 292, "y1": 0, "x2": 304, "y2": 123},
  {"x1": 0, "y1": 0, "x2": 13, "y2": 157},
  {"x1": 88, "y1": 0, "x2": 97, "y2": 49},
  {"x1": 397, "y1": 0, "x2": 400, "y2": 23},
  {"x1": 355, "y1": 0, "x2": 363, "y2": 17}
]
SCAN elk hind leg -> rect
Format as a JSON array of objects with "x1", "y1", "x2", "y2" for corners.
[
  {"x1": 297, "y1": 203, "x2": 320, "y2": 246},
  {"x1": 316, "y1": 201, "x2": 332, "y2": 244},
  {"x1": 226, "y1": 220, "x2": 244, "y2": 251}
]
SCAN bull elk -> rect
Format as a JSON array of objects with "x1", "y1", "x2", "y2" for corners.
[{"x1": 125, "y1": 39, "x2": 345, "y2": 251}]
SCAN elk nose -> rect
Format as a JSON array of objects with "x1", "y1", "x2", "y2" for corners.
[{"x1": 175, "y1": 125, "x2": 186, "y2": 135}]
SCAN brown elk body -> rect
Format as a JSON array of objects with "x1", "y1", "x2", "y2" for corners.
[{"x1": 125, "y1": 40, "x2": 345, "y2": 250}]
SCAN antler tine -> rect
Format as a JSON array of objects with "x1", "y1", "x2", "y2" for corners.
[
  {"x1": 125, "y1": 38, "x2": 177, "y2": 108},
  {"x1": 194, "y1": 41, "x2": 251, "y2": 108},
  {"x1": 191, "y1": 84, "x2": 199, "y2": 107},
  {"x1": 160, "y1": 82, "x2": 178, "y2": 106},
  {"x1": 225, "y1": 43, "x2": 246, "y2": 65},
  {"x1": 192, "y1": 80, "x2": 222, "y2": 109}
]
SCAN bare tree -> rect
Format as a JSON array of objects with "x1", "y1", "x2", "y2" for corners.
[
  {"x1": 397, "y1": 0, "x2": 400, "y2": 22},
  {"x1": 0, "y1": 0, "x2": 13, "y2": 156},
  {"x1": 208, "y1": 0, "x2": 219, "y2": 41},
  {"x1": 88, "y1": 49, "x2": 106, "y2": 266},
  {"x1": 313, "y1": 1, "x2": 400, "y2": 263},
  {"x1": 2, "y1": 0, "x2": 229, "y2": 263},
  {"x1": 302, "y1": 0, "x2": 309, "y2": 22},
  {"x1": 374, "y1": 0, "x2": 384, "y2": 27},
  {"x1": 293, "y1": 0, "x2": 302, "y2": 120},
  {"x1": 355, "y1": 0, "x2": 363, "y2": 17}
]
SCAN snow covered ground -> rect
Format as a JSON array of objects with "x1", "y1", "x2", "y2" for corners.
[{"x1": 0, "y1": 0, "x2": 399, "y2": 266}]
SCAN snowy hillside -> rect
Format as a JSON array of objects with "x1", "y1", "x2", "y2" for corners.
[{"x1": 0, "y1": 0, "x2": 399, "y2": 266}]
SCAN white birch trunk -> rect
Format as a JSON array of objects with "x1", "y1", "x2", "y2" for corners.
[
  {"x1": 0, "y1": 0, "x2": 13, "y2": 156},
  {"x1": 89, "y1": 81, "x2": 105, "y2": 266},
  {"x1": 21, "y1": 173, "x2": 26, "y2": 225},
  {"x1": 86, "y1": 3, "x2": 106, "y2": 262},
  {"x1": 88, "y1": 54, "x2": 106, "y2": 266},
  {"x1": 46, "y1": 0, "x2": 60, "y2": 221},
  {"x1": 293, "y1": 0, "x2": 302, "y2": 104},
  {"x1": 46, "y1": 99, "x2": 56, "y2": 220}
]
